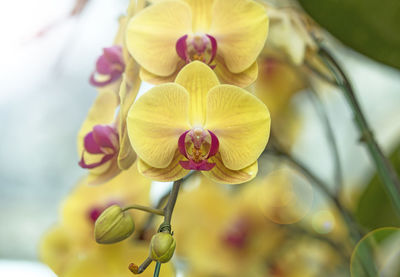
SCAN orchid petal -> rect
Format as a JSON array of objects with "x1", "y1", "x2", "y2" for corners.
[
  {"x1": 139, "y1": 60, "x2": 186, "y2": 85},
  {"x1": 127, "y1": 83, "x2": 191, "y2": 168},
  {"x1": 137, "y1": 151, "x2": 189, "y2": 182},
  {"x1": 202, "y1": 153, "x2": 258, "y2": 184},
  {"x1": 205, "y1": 85, "x2": 270, "y2": 170},
  {"x1": 118, "y1": 74, "x2": 140, "y2": 170},
  {"x1": 77, "y1": 90, "x2": 119, "y2": 155},
  {"x1": 214, "y1": 55, "x2": 258, "y2": 87},
  {"x1": 175, "y1": 61, "x2": 219, "y2": 126},
  {"x1": 184, "y1": 0, "x2": 214, "y2": 32},
  {"x1": 210, "y1": 0, "x2": 268, "y2": 73},
  {"x1": 87, "y1": 158, "x2": 121, "y2": 186},
  {"x1": 125, "y1": 0, "x2": 192, "y2": 76}
]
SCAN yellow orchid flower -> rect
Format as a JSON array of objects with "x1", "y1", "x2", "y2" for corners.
[
  {"x1": 268, "y1": 237, "x2": 342, "y2": 277},
  {"x1": 78, "y1": 73, "x2": 141, "y2": 185},
  {"x1": 62, "y1": 164, "x2": 151, "y2": 240},
  {"x1": 267, "y1": 5, "x2": 317, "y2": 65},
  {"x1": 252, "y1": 47, "x2": 305, "y2": 149},
  {"x1": 62, "y1": 241, "x2": 175, "y2": 277},
  {"x1": 127, "y1": 61, "x2": 271, "y2": 184},
  {"x1": 40, "y1": 165, "x2": 153, "y2": 276},
  {"x1": 173, "y1": 174, "x2": 284, "y2": 276},
  {"x1": 125, "y1": 0, "x2": 269, "y2": 87}
]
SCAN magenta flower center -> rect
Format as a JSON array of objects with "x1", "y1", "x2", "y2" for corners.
[
  {"x1": 89, "y1": 45, "x2": 125, "y2": 87},
  {"x1": 79, "y1": 124, "x2": 119, "y2": 169},
  {"x1": 222, "y1": 218, "x2": 250, "y2": 249},
  {"x1": 178, "y1": 127, "x2": 219, "y2": 171},
  {"x1": 176, "y1": 33, "x2": 217, "y2": 67}
]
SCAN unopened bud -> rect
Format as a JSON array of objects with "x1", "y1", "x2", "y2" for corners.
[
  {"x1": 150, "y1": 232, "x2": 176, "y2": 263},
  {"x1": 94, "y1": 205, "x2": 135, "y2": 244}
]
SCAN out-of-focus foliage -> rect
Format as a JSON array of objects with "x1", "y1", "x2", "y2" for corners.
[
  {"x1": 356, "y1": 144, "x2": 400, "y2": 229},
  {"x1": 351, "y1": 227, "x2": 400, "y2": 277},
  {"x1": 298, "y1": 0, "x2": 400, "y2": 70}
]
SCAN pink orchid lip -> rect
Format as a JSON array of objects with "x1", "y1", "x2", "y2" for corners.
[
  {"x1": 89, "y1": 45, "x2": 125, "y2": 87},
  {"x1": 175, "y1": 33, "x2": 218, "y2": 67},
  {"x1": 222, "y1": 218, "x2": 250, "y2": 249},
  {"x1": 178, "y1": 129, "x2": 219, "y2": 171},
  {"x1": 88, "y1": 201, "x2": 121, "y2": 223},
  {"x1": 79, "y1": 124, "x2": 119, "y2": 169}
]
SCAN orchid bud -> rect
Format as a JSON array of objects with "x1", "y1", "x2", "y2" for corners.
[
  {"x1": 150, "y1": 232, "x2": 176, "y2": 263},
  {"x1": 94, "y1": 205, "x2": 134, "y2": 244}
]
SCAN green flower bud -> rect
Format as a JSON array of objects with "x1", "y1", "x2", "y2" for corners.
[
  {"x1": 150, "y1": 232, "x2": 176, "y2": 263},
  {"x1": 94, "y1": 205, "x2": 135, "y2": 244}
]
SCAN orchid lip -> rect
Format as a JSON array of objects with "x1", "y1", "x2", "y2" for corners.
[
  {"x1": 175, "y1": 33, "x2": 217, "y2": 67},
  {"x1": 89, "y1": 45, "x2": 125, "y2": 87},
  {"x1": 79, "y1": 124, "x2": 119, "y2": 170},
  {"x1": 178, "y1": 128, "x2": 219, "y2": 171},
  {"x1": 222, "y1": 218, "x2": 250, "y2": 249}
]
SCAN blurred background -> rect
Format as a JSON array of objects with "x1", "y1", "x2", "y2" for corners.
[{"x1": 1, "y1": 0, "x2": 400, "y2": 276}]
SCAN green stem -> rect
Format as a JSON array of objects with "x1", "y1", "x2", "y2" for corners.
[
  {"x1": 152, "y1": 179, "x2": 182, "y2": 276},
  {"x1": 307, "y1": 89, "x2": 344, "y2": 196},
  {"x1": 122, "y1": 204, "x2": 164, "y2": 216},
  {"x1": 159, "y1": 179, "x2": 183, "y2": 233},
  {"x1": 153, "y1": 262, "x2": 161, "y2": 277},
  {"x1": 318, "y1": 47, "x2": 400, "y2": 216}
]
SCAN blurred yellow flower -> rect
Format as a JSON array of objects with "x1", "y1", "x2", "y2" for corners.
[
  {"x1": 62, "y1": 241, "x2": 175, "y2": 277},
  {"x1": 253, "y1": 50, "x2": 305, "y2": 149},
  {"x1": 127, "y1": 61, "x2": 270, "y2": 184},
  {"x1": 267, "y1": 5, "x2": 317, "y2": 65},
  {"x1": 126, "y1": 0, "x2": 269, "y2": 87},
  {"x1": 173, "y1": 174, "x2": 284, "y2": 276},
  {"x1": 61, "y1": 164, "x2": 151, "y2": 240},
  {"x1": 40, "y1": 164, "x2": 152, "y2": 276}
]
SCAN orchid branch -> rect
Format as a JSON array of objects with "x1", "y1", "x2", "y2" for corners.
[{"x1": 317, "y1": 46, "x2": 400, "y2": 216}]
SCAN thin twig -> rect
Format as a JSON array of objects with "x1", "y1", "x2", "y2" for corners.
[
  {"x1": 307, "y1": 89, "x2": 344, "y2": 196},
  {"x1": 122, "y1": 204, "x2": 164, "y2": 216},
  {"x1": 318, "y1": 46, "x2": 400, "y2": 216},
  {"x1": 265, "y1": 136, "x2": 364, "y2": 242}
]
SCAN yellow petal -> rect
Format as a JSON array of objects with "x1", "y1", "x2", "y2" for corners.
[
  {"x1": 139, "y1": 60, "x2": 186, "y2": 85},
  {"x1": 205, "y1": 85, "x2": 270, "y2": 170},
  {"x1": 62, "y1": 164, "x2": 151, "y2": 236},
  {"x1": 138, "y1": 150, "x2": 189, "y2": 182},
  {"x1": 214, "y1": 55, "x2": 258, "y2": 87},
  {"x1": 125, "y1": 0, "x2": 192, "y2": 76},
  {"x1": 209, "y1": 0, "x2": 268, "y2": 73},
  {"x1": 87, "y1": 159, "x2": 121, "y2": 185},
  {"x1": 77, "y1": 89, "x2": 119, "y2": 155},
  {"x1": 202, "y1": 154, "x2": 258, "y2": 184},
  {"x1": 118, "y1": 72, "x2": 140, "y2": 170},
  {"x1": 175, "y1": 61, "x2": 220, "y2": 126},
  {"x1": 127, "y1": 83, "x2": 191, "y2": 168},
  {"x1": 63, "y1": 241, "x2": 175, "y2": 277},
  {"x1": 255, "y1": 53, "x2": 306, "y2": 116},
  {"x1": 184, "y1": 0, "x2": 214, "y2": 32}
]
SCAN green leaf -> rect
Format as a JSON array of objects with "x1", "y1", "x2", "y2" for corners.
[
  {"x1": 298, "y1": 0, "x2": 400, "y2": 70},
  {"x1": 355, "y1": 144, "x2": 400, "y2": 230}
]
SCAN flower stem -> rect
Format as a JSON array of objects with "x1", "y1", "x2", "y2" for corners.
[
  {"x1": 307, "y1": 89, "x2": 344, "y2": 196},
  {"x1": 159, "y1": 179, "x2": 183, "y2": 233},
  {"x1": 153, "y1": 262, "x2": 161, "y2": 277},
  {"x1": 122, "y1": 205, "x2": 164, "y2": 216},
  {"x1": 318, "y1": 46, "x2": 400, "y2": 216},
  {"x1": 151, "y1": 179, "x2": 183, "y2": 276}
]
